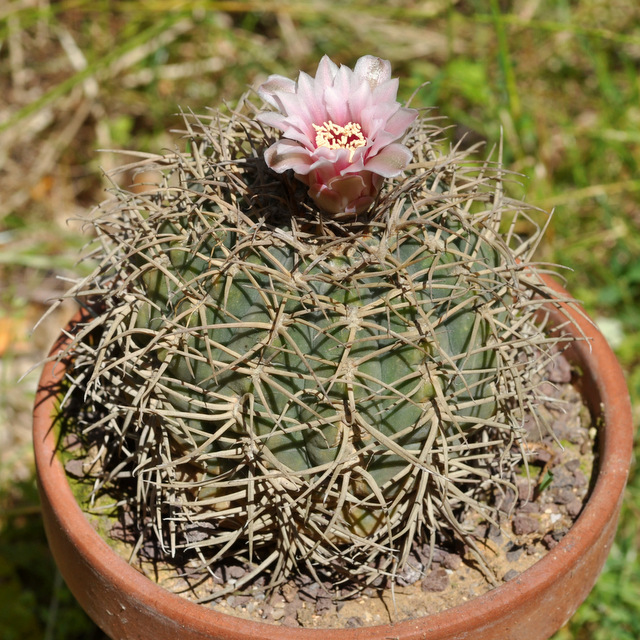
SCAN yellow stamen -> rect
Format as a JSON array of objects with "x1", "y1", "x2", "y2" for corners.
[{"x1": 313, "y1": 121, "x2": 366, "y2": 160}]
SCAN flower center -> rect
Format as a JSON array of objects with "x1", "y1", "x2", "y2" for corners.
[{"x1": 313, "y1": 121, "x2": 366, "y2": 158}]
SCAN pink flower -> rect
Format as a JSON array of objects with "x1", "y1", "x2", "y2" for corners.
[{"x1": 257, "y1": 55, "x2": 418, "y2": 216}]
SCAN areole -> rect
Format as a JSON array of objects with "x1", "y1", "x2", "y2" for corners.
[{"x1": 33, "y1": 275, "x2": 633, "y2": 640}]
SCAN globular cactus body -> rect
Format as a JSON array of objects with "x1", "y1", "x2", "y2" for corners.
[
  {"x1": 59, "y1": 102, "x2": 569, "y2": 594},
  {"x1": 135, "y1": 203, "x2": 504, "y2": 529}
]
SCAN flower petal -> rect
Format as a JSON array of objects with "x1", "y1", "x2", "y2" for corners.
[
  {"x1": 386, "y1": 106, "x2": 418, "y2": 137},
  {"x1": 258, "y1": 75, "x2": 296, "y2": 108},
  {"x1": 327, "y1": 174, "x2": 367, "y2": 201},
  {"x1": 309, "y1": 174, "x2": 367, "y2": 214},
  {"x1": 297, "y1": 71, "x2": 328, "y2": 124},
  {"x1": 314, "y1": 55, "x2": 339, "y2": 87},
  {"x1": 255, "y1": 111, "x2": 289, "y2": 131},
  {"x1": 372, "y1": 78, "x2": 400, "y2": 105},
  {"x1": 348, "y1": 81, "x2": 374, "y2": 129},
  {"x1": 325, "y1": 67, "x2": 353, "y2": 124},
  {"x1": 264, "y1": 140, "x2": 314, "y2": 174},
  {"x1": 353, "y1": 56, "x2": 391, "y2": 90},
  {"x1": 363, "y1": 143, "x2": 413, "y2": 177},
  {"x1": 307, "y1": 185, "x2": 345, "y2": 214}
]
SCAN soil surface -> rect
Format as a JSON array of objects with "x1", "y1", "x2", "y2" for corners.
[{"x1": 67, "y1": 351, "x2": 595, "y2": 629}]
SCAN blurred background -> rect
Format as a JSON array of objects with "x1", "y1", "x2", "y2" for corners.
[{"x1": 1, "y1": 1, "x2": 638, "y2": 638}]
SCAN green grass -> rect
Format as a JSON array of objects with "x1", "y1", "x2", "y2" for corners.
[{"x1": 1, "y1": 1, "x2": 638, "y2": 637}]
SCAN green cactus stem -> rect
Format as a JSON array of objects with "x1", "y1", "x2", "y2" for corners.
[{"x1": 52, "y1": 101, "x2": 578, "y2": 596}]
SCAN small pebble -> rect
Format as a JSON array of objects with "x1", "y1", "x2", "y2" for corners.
[
  {"x1": 546, "y1": 354, "x2": 572, "y2": 383},
  {"x1": 224, "y1": 564, "x2": 246, "y2": 580},
  {"x1": 421, "y1": 568, "x2": 449, "y2": 593},
  {"x1": 567, "y1": 499, "x2": 583, "y2": 518},
  {"x1": 512, "y1": 514, "x2": 539, "y2": 536},
  {"x1": 281, "y1": 582, "x2": 297, "y2": 603},
  {"x1": 553, "y1": 488, "x2": 576, "y2": 505},
  {"x1": 519, "y1": 502, "x2": 540, "y2": 514},
  {"x1": 497, "y1": 489, "x2": 516, "y2": 514},
  {"x1": 531, "y1": 448, "x2": 552, "y2": 465},
  {"x1": 396, "y1": 562, "x2": 422, "y2": 586},
  {"x1": 550, "y1": 467, "x2": 574, "y2": 489},
  {"x1": 271, "y1": 608, "x2": 285, "y2": 621},
  {"x1": 506, "y1": 546, "x2": 524, "y2": 562},
  {"x1": 269, "y1": 593, "x2": 285, "y2": 607},
  {"x1": 441, "y1": 552, "x2": 462, "y2": 571},
  {"x1": 282, "y1": 615, "x2": 299, "y2": 627},
  {"x1": 63, "y1": 433, "x2": 83, "y2": 451},
  {"x1": 64, "y1": 458, "x2": 86, "y2": 478},
  {"x1": 538, "y1": 381, "x2": 561, "y2": 398},
  {"x1": 551, "y1": 528, "x2": 568, "y2": 541},
  {"x1": 564, "y1": 459, "x2": 580, "y2": 473},
  {"x1": 573, "y1": 469, "x2": 588, "y2": 488},
  {"x1": 472, "y1": 524, "x2": 488, "y2": 539},
  {"x1": 516, "y1": 479, "x2": 535, "y2": 502},
  {"x1": 316, "y1": 595, "x2": 334, "y2": 615},
  {"x1": 345, "y1": 617, "x2": 363, "y2": 628},
  {"x1": 488, "y1": 524, "x2": 503, "y2": 543}
]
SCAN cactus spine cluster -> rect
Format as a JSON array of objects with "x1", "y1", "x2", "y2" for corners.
[{"x1": 57, "y1": 98, "x2": 572, "y2": 596}]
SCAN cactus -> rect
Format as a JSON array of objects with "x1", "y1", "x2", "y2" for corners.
[{"x1": 55, "y1": 59, "x2": 575, "y2": 597}]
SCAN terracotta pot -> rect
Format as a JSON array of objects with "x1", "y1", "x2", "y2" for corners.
[{"x1": 33, "y1": 276, "x2": 633, "y2": 640}]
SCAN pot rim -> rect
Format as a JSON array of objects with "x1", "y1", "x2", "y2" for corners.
[{"x1": 33, "y1": 276, "x2": 633, "y2": 639}]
